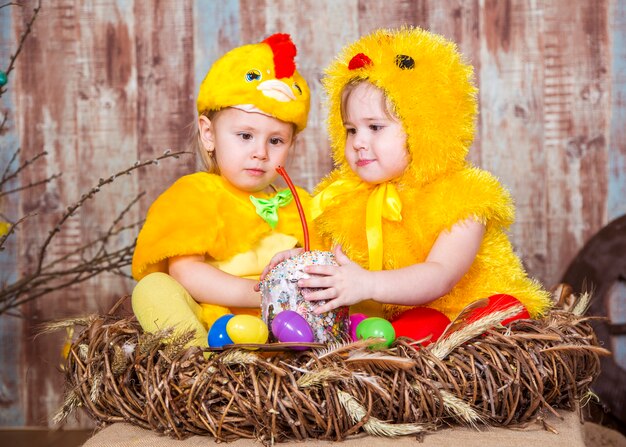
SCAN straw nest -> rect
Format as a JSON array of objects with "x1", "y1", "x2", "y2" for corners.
[{"x1": 54, "y1": 293, "x2": 607, "y2": 445}]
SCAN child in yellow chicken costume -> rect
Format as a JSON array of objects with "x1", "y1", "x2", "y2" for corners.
[
  {"x1": 131, "y1": 34, "x2": 312, "y2": 347},
  {"x1": 297, "y1": 27, "x2": 551, "y2": 338}
]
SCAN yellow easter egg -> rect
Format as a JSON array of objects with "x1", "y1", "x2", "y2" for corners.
[{"x1": 226, "y1": 315, "x2": 269, "y2": 344}]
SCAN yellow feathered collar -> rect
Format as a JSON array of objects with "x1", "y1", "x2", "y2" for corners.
[{"x1": 313, "y1": 165, "x2": 514, "y2": 267}]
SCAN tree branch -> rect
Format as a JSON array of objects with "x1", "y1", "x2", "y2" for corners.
[
  {"x1": 0, "y1": 149, "x2": 190, "y2": 316},
  {"x1": 0, "y1": 0, "x2": 41, "y2": 97}
]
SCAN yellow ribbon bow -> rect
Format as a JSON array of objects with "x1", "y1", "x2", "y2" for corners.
[{"x1": 311, "y1": 179, "x2": 402, "y2": 270}]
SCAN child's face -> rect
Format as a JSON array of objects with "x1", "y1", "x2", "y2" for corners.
[
  {"x1": 204, "y1": 108, "x2": 295, "y2": 192},
  {"x1": 343, "y1": 83, "x2": 408, "y2": 184}
]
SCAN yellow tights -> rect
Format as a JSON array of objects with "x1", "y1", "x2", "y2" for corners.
[{"x1": 132, "y1": 272, "x2": 258, "y2": 347}]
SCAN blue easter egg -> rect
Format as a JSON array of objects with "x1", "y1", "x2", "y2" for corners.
[{"x1": 208, "y1": 314, "x2": 235, "y2": 348}]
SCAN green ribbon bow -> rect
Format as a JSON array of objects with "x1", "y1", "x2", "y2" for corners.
[{"x1": 249, "y1": 189, "x2": 293, "y2": 229}]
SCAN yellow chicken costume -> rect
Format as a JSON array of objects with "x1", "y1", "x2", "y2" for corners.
[
  {"x1": 131, "y1": 34, "x2": 312, "y2": 346},
  {"x1": 314, "y1": 27, "x2": 551, "y2": 321}
]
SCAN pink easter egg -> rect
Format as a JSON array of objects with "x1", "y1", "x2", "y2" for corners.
[{"x1": 349, "y1": 313, "x2": 368, "y2": 342}]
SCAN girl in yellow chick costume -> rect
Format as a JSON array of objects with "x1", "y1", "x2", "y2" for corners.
[
  {"x1": 131, "y1": 34, "x2": 313, "y2": 347},
  {"x1": 270, "y1": 27, "x2": 551, "y2": 340}
]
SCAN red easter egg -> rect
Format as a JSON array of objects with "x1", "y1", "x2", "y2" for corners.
[
  {"x1": 466, "y1": 294, "x2": 530, "y2": 325},
  {"x1": 391, "y1": 307, "x2": 451, "y2": 346}
]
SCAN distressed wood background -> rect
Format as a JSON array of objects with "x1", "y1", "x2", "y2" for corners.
[{"x1": 1, "y1": 0, "x2": 625, "y2": 429}]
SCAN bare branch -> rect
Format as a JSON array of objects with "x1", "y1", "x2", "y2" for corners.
[
  {"x1": 0, "y1": 1, "x2": 40, "y2": 97},
  {"x1": 104, "y1": 192, "x2": 145, "y2": 239},
  {"x1": 0, "y1": 226, "x2": 137, "y2": 313},
  {"x1": 35, "y1": 150, "x2": 186, "y2": 275},
  {"x1": 0, "y1": 3, "x2": 24, "y2": 10},
  {"x1": 0, "y1": 150, "x2": 191, "y2": 316},
  {"x1": 0, "y1": 172, "x2": 62, "y2": 198},
  {"x1": 0, "y1": 110, "x2": 9, "y2": 133},
  {"x1": 0, "y1": 147, "x2": 21, "y2": 183},
  {"x1": 0, "y1": 149, "x2": 48, "y2": 186}
]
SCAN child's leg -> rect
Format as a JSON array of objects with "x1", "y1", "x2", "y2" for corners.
[{"x1": 132, "y1": 272, "x2": 208, "y2": 347}]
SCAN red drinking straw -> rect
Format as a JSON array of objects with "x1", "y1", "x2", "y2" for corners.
[{"x1": 276, "y1": 166, "x2": 310, "y2": 251}]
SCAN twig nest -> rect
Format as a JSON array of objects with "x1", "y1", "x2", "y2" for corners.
[
  {"x1": 260, "y1": 250, "x2": 349, "y2": 343},
  {"x1": 58, "y1": 295, "x2": 606, "y2": 444}
]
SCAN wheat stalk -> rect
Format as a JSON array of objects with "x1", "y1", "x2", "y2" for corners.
[
  {"x1": 220, "y1": 350, "x2": 259, "y2": 366},
  {"x1": 352, "y1": 372, "x2": 392, "y2": 401},
  {"x1": 297, "y1": 367, "x2": 349, "y2": 388},
  {"x1": 162, "y1": 331, "x2": 195, "y2": 359},
  {"x1": 37, "y1": 316, "x2": 98, "y2": 335},
  {"x1": 346, "y1": 350, "x2": 416, "y2": 371},
  {"x1": 52, "y1": 389, "x2": 81, "y2": 424},
  {"x1": 111, "y1": 345, "x2": 127, "y2": 376},
  {"x1": 90, "y1": 372, "x2": 102, "y2": 403},
  {"x1": 77, "y1": 344, "x2": 89, "y2": 362},
  {"x1": 338, "y1": 390, "x2": 430, "y2": 436},
  {"x1": 430, "y1": 306, "x2": 523, "y2": 360},
  {"x1": 137, "y1": 328, "x2": 173, "y2": 357},
  {"x1": 440, "y1": 390, "x2": 484, "y2": 428},
  {"x1": 312, "y1": 338, "x2": 372, "y2": 360},
  {"x1": 411, "y1": 383, "x2": 483, "y2": 428},
  {"x1": 572, "y1": 291, "x2": 592, "y2": 316}
]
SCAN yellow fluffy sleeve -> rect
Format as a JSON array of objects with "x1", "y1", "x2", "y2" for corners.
[{"x1": 414, "y1": 167, "x2": 515, "y2": 235}]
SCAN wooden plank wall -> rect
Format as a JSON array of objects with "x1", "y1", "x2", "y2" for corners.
[{"x1": 0, "y1": 0, "x2": 624, "y2": 428}]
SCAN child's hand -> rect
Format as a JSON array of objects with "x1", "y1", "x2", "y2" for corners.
[
  {"x1": 299, "y1": 245, "x2": 371, "y2": 314},
  {"x1": 256, "y1": 248, "x2": 304, "y2": 290}
]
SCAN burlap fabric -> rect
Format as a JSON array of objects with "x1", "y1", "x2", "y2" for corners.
[{"x1": 82, "y1": 409, "x2": 586, "y2": 447}]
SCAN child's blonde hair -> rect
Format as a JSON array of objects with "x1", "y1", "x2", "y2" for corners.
[
  {"x1": 191, "y1": 110, "x2": 219, "y2": 174},
  {"x1": 340, "y1": 79, "x2": 398, "y2": 124}
]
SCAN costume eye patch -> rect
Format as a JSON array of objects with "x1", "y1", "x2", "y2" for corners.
[{"x1": 395, "y1": 54, "x2": 415, "y2": 70}]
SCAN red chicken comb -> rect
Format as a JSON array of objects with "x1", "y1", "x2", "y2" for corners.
[{"x1": 263, "y1": 33, "x2": 297, "y2": 79}]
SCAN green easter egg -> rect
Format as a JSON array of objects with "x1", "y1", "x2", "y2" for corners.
[{"x1": 355, "y1": 317, "x2": 395, "y2": 348}]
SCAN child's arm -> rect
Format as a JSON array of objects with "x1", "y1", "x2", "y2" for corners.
[
  {"x1": 300, "y1": 218, "x2": 485, "y2": 314},
  {"x1": 168, "y1": 255, "x2": 261, "y2": 308}
]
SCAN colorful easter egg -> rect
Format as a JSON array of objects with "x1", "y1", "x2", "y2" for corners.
[
  {"x1": 207, "y1": 314, "x2": 234, "y2": 348},
  {"x1": 348, "y1": 313, "x2": 368, "y2": 342},
  {"x1": 466, "y1": 294, "x2": 530, "y2": 326},
  {"x1": 355, "y1": 317, "x2": 395, "y2": 348},
  {"x1": 226, "y1": 315, "x2": 269, "y2": 344},
  {"x1": 391, "y1": 307, "x2": 450, "y2": 346},
  {"x1": 271, "y1": 310, "x2": 314, "y2": 347}
]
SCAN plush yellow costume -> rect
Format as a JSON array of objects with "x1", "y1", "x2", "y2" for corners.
[
  {"x1": 132, "y1": 175, "x2": 313, "y2": 281},
  {"x1": 314, "y1": 28, "x2": 551, "y2": 320},
  {"x1": 131, "y1": 34, "x2": 312, "y2": 346}
]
